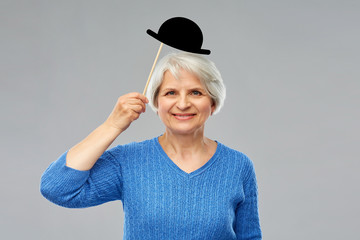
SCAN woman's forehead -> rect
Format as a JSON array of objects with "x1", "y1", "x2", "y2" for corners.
[{"x1": 160, "y1": 70, "x2": 203, "y2": 87}]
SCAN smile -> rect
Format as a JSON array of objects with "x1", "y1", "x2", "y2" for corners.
[{"x1": 172, "y1": 113, "x2": 196, "y2": 120}]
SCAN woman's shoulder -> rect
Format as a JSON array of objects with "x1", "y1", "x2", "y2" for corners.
[{"x1": 217, "y1": 141, "x2": 255, "y2": 169}]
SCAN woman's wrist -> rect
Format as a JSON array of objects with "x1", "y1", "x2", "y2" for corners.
[{"x1": 101, "y1": 121, "x2": 124, "y2": 137}]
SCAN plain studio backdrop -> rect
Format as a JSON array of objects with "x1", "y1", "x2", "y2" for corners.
[{"x1": 1, "y1": 0, "x2": 359, "y2": 239}]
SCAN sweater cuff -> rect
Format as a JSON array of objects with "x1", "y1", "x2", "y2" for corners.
[
  {"x1": 40, "y1": 151, "x2": 91, "y2": 203},
  {"x1": 51, "y1": 151, "x2": 90, "y2": 180}
]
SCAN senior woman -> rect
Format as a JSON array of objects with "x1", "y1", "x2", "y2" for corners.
[{"x1": 40, "y1": 52, "x2": 262, "y2": 239}]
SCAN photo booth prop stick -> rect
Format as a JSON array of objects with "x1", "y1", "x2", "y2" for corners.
[
  {"x1": 143, "y1": 42, "x2": 163, "y2": 95},
  {"x1": 143, "y1": 17, "x2": 211, "y2": 95}
]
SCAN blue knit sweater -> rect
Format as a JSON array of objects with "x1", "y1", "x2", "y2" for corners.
[{"x1": 40, "y1": 137, "x2": 262, "y2": 239}]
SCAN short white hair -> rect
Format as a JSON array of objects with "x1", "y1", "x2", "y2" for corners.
[{"x1": 145, "y1": 52, "x2": 226, "y2": 115}]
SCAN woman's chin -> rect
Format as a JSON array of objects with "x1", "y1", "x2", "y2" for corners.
[{"x1": 165, "y1": 125, "x2": 204, "y2": 137}]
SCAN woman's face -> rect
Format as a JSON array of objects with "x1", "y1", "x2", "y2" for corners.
[{"x1": 157, "y1": 69, "x2": 215, "y2": 136}]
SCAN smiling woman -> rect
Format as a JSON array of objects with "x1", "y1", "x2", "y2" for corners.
[
  {"x1": 40, "y1": 52, "x2": 262, "y2": 239},
  {"x1": 157, "y1": 70, "x2": 215, "y2": 136},
  {"x1": 146, "y1": 52, "x2": 226, "y2": 115}
]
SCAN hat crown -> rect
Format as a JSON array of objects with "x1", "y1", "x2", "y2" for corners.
[
  {"x1": 147, "y1": 17, "x2": 210, "y2": 55},
  {"x1": 158, "y1": 17, "x2": 203, "y2": 51}
]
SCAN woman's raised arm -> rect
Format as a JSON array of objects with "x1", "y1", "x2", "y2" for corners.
[{"x1": 65, "y1": 92, "x2": 148, "y2": 170}]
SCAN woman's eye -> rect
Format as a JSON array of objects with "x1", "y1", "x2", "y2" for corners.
[
  {"x1": 165, "y1": 91, "x2": 175, "y2": 96},
  {"x1": 192, "y1": 90, "x2": 202, "y2": 96}
]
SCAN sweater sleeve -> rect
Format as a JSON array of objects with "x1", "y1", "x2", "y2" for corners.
[
  {"x1": 40, "y1": 148, "x2": 123, "y2": 208},
  {"x1": 235, "y1": 157, "x2": 262, "y2": 240}
]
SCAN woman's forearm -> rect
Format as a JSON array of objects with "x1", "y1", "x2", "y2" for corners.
[{"x1": 65, "y1": 123, "x2": 122, "y2": 171}]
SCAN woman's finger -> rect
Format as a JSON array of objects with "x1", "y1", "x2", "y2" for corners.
[
  {"x1": 127, "y1": 99, "x2": 146, "y2": 112},
  {"x1": 131, "y1": 104, "x2": 145, "y2": 114},
  {"x1": 127, "y1": 92, "x2": 149, "y2": 104}
]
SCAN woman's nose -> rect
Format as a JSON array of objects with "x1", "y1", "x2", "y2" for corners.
[{"x1": 176, "y1": 95, "x2": 191, "y2": 110}]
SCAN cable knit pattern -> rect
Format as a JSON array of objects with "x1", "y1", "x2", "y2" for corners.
[{"x1": 40, "y1": 137, "x2": 261, "y2": 239}]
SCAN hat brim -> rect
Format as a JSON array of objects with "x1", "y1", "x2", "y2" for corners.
[{"x1": 147, "y1": 29, "x2": 211, "y2": 55}]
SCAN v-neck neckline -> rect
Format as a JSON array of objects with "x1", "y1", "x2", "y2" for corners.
[{"x1": 154, "y1": 136, "x2": 222, "y2": 178}]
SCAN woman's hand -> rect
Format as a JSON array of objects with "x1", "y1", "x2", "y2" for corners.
[{"x1": 104, "y1": 92, "x2": 149, "y2": 133}]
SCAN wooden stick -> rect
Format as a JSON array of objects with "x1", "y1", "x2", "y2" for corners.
[{"x1": 143, "y1": 43, "x2": 164, "y2": 95}]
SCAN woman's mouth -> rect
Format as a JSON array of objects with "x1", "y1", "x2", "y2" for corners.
[{"x1": 172, "y1": 113, "x2": 196, "y2": 120}]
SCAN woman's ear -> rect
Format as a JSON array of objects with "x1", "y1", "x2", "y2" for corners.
[{"x1": 211, "y1": 102, "x2": 216, "y2": 116}]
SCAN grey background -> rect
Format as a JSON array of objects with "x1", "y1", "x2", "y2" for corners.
[{"x1": 1, "y1": 0, "x2": 359, "y2": 239}]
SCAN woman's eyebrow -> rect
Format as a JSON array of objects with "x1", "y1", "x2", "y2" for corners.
[
  {"x1": 160, "y1": 88, "x2": 176, "y2": 92},
  {"x1": 189, "y1": 87, "x2": 205, "y2": 91},
  {"x1": 160, "y1": 86, "x2": 205, "y2": 92}
]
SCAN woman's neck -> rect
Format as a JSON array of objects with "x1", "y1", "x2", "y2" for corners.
[{"x1": 158, "y1": 129, "x2": 214, "y2": 161}]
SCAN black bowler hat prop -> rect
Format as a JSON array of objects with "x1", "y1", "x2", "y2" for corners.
[
  {"x1": 146, "y1": 17, "x2": 211, "y2": 55},
  {"x1": 143, "y1": 17, "x2": 210, "y2": 95}
]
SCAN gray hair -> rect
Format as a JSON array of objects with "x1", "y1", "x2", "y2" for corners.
[{"x1": 145, "y1": 52, "x2": 226, "y2": 115}]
